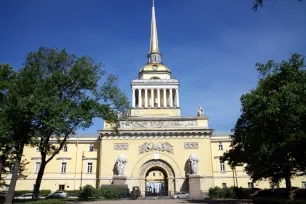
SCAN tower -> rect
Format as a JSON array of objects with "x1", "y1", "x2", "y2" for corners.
[{"x1": 131, "y1": 0, "x2": 180, "y2": 117}]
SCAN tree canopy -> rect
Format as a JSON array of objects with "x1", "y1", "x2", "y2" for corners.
[
  {"x1": 223, "y1": 54, "x2": 306, "y2": 199},
  {"x1": 0, "y1": 47, "x2": 129, "y2": 203}
]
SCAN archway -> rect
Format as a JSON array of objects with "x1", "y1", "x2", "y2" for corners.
[
  {"x1": 138, "y1": 159, "x2": 176, "y2": 197},
  {"x1": 145, "y1": 166, "x2": 168, "y2": 196}
]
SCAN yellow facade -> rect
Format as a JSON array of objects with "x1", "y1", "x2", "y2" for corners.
[{"x1": 3, "y1": 1, "x2": 305, "y2": 197}]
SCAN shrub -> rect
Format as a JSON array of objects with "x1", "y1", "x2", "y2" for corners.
[
  {"x1": 78, "y1": 185, "x2": 97, "y2": 201},
  {"x1": 294, "y1": 189, "x2": 306, "y2": 199},
  {"x1": 208, "y1": 186, "x2": 252, "y2": 199},
  {"x1": 208, "y1": 186, "x2": 225, "y2": 198},
  {"x1": 253, "y1": 198, "x2": 306, "y2": 204},
  {"x1": 14, "y1": 190, "x2": 31, "y2": 197},
  {"x1": 39, "y1": 190, "x2": 51, "y2": 196},
  {"x1": 97, "y1": 187, "x2": 120, "y2": 200}
]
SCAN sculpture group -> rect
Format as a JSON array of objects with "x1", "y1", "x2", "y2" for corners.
[
  {"x1": 115, "y1": 154, "x2": 128, "y2": 176},
  {"x1": 189, "y1": 154, "x2": 199, "y2": 175}
]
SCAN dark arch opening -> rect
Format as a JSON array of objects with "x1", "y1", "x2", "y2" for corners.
[{"x1": 145, "y1": 166, "x2": 168, "y2": 197}]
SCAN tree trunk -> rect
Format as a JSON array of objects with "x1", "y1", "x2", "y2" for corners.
[
  {"x1": 33, "y1": 160, "x2": 46, "y2": 200},
  {"x1": 4, "y1": 146, "x2": 24, "y2": 204},
  {"x1": 285, "y1": 175, "x2": 293, "y2": 200}
]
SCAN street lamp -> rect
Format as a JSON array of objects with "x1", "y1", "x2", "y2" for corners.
[{"x1": 80, "y1": 151, "x2": 85, "y2": 189}]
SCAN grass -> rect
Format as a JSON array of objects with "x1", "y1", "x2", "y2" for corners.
[{"x1": 13, "y1": 198, "x2": 78, "y2": 204}]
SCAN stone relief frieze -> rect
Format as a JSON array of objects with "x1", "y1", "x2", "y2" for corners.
[
  {"x1": 139, "y1": 142, "x2": 173, "y2": 154},
  {"x1": 119, "y1": 120, "x2": 196, "y2": 128},
  {"x1": 184, "y1": 142, "x2": 198, "y2": 149},
  {"x1": 140, "y1": 160, "x2": 174, "y2": 177},
  {"x1": 114, "y1": 143, "x2": 128, "y2": 150}
]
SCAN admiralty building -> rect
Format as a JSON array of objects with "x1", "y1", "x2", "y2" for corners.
[{"x1": 5, "y1": 1, "x2": 305, "y2": 199}]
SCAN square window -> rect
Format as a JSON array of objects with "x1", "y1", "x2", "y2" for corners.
[
  {"x1": 59, "y1": 185, "x2": 65, "y2": 190},
  {"x1": 218, "y1": 143, "x2": 223, "y2": 150},
  {"x1": 302, "y1": 181, "x2": 306, "y2": 189},
  {"x1": 222, "y1": 183, "x2": 227, "y2": 189},
  {"x1": 153, "y1": 173, "x2": 155, "y2": 176},
  {"x1": 248, "y1": 182, "x2": 254, "y2": 188},
  {"x1": 89, "y1": 144, "x2": 94, "y2": 152}
]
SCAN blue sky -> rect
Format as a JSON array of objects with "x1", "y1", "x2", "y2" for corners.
[{"x1": 1, "y1": 0, "x2": 306, "y2": 134}]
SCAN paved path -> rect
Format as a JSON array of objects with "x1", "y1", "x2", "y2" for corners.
[{"x1": 77, "y1": 199, "x2": 252, "y2": 204}]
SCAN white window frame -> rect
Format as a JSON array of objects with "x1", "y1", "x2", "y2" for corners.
[
  {"x1": 63, "y1": 144, "x2": 68, "y2": 152},
  {"x1": 218, "y1": 143, "x2": 223, "y2": 150},
  {"x1": 220, "y1": 158, "x2": 226, "y2": 172},
  {"x1": 248, "y1": 182, "x2": 254, "y2": 188},
  {"x1": 89, "y1": 144, "x2": 94, "y2": 152},
  {"x1": 9, "y1": 165, "x2": 14, "y2": 174},
  {"x1": 34, "y1": 161, "x2": 41, "y2": 173},
  {"x1": 61, "y1": 160, "x2": 67, "y2": 174},
  {"x1": 87, "y1": 160, "x2": 93, "y2": 174}
]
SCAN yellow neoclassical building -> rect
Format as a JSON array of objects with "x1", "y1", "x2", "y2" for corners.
[{"x1": 4, "y1": 1, "x2": 306, "y2": 198}]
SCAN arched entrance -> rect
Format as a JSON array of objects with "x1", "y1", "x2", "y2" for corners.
[
  {"x1": 139, "y1": 159, "x2": 176, "y2": 197},
  {"x1": 145, "y1": 166, "x2": 168, "y2": 196}
]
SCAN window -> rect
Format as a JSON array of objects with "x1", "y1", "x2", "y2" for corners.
[
  {"x1": 59, "y1": 185, "x2": 65, "y2": 190},
  {"x1": 302, "y1": 181, "x2": 306, "y2": 189},
  {"x1": 89, "y1": 144, "x2": 94, "y2": 152},
  {"x1": 34, "y1": 161, "x2": 41, "y2": 173},
  {"x1": 274, "y1": 183, "x2": 280, "y2": 189},
  {"x1": 87, "y1": 161, "x2": 93, "y2": 174},
  {"x1": 248, "y1": 182, "x2": 254, "y2": 188},
  {"x1": 36, "y1": 147, "x2": 40, "y2": 152},
  {"x1": 153, "y1": 173, "x2": 155, "y2": 176},
  {"x1": 9, "y1": 165, "x2": 14, "y2": 174},
  {"x1": 218, "y1": 143, "x2": 223, "y2": 150},
  {"x1": 63, "y1": 144, "x2": 68, "y2": 152},
  {"x1": 61, "y1": 161, "x2": 67, "y2": 173},
  {"x1": 220, "y1": 159, "x2": 225, "y2": 172},
  {"x1": 222, "y1": 183, "x2": 227, "y2": 189},
  {"x1": 159, "y1": 173, "x2": 162, "y2": 176}
]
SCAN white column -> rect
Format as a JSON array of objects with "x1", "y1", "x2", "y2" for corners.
[
  {"x1": 176, "y1": 88, "x2": 179, "y2": 107},
  {"x1": 145, "y1": 89, "x2": 148, "y2": 108},
  {"x1": 163, "y1": 88, "x2": 166, "y2": 108},
  {"x1": 170, "y1": 89, "x2": 173, "y2": 107},
  {"x1": 151, "y1": 89, "x2": 154, "y2": 108},
  {"x1": 157, "y1": 89, "x2": 160, "y2": 108},
  {"x1": 139, "y1": 89, "x2": 142, "y2": 108},
  {"x1": 132, "y1": 89, "x2": 135, "y2": 108}
]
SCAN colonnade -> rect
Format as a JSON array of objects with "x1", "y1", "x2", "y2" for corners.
[{"x1": 132, "y1": 88, "x2": 179, "y2": 108}]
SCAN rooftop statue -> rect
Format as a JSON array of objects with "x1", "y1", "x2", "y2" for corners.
[{"x1": 197, "y1": 106, "x2": 204, "y2": 116}]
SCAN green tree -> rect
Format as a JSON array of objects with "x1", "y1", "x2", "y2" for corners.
[
  {"x1": 21, "y1": 47, "x2": 129, "y2": 200},
  {"x1": 1, "y1": 63, "x2": 39, "y2": 204},
  {"x1": 252, "y1": 0, "x2": 304, "y2": 11},
  {"x1": 1, "y1": 47, "x2": 129, "y2": 203},
  {"x1": 223, "y1": 54, "x2": 306, "y2": 200}
]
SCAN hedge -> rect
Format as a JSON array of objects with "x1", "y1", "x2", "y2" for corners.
[
  {"x1": 208, "y1": 186, "x2": 249, "y2": 199},
  {"x1": 98, "y1": 187, "x2": 120, "y2": 199},
  {"x1": 253, "y1": 198, "x2": 306, "y2": 204},
  {"x1": 14, "y1": 190, "x2": 51, "y2": 197}
]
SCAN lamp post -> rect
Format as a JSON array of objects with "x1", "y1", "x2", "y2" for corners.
[{"x1": 80, "y1": 151, "x2": 85, "y2": 189}]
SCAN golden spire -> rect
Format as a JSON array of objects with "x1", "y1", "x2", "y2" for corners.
[{"x1": 150, "y1": 0, "x2": 159, "y2": 53}]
